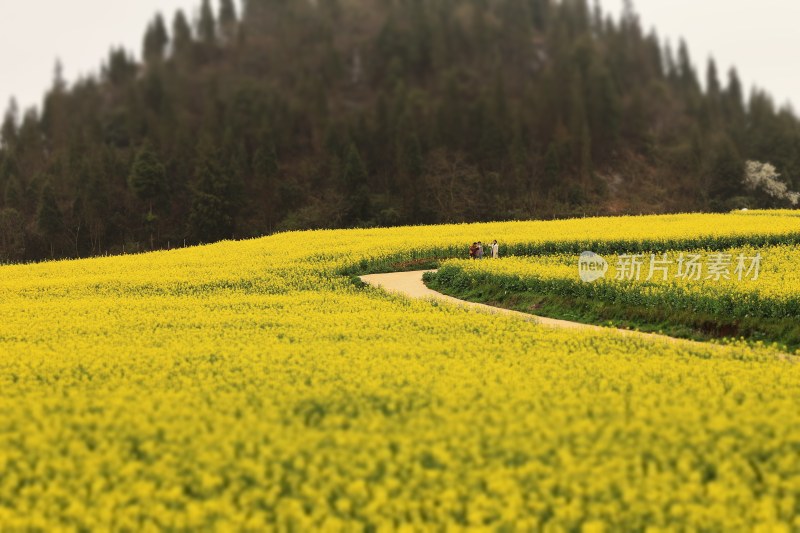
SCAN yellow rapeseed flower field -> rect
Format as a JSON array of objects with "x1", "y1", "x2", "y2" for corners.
[
  {"x1": 1, "y1": 211, "x2": 800, "y2": 530},
  {"x1": 436, "y1": 243, "x2": 800, "y2": 319}
]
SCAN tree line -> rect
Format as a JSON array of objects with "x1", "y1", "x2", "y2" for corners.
[{"x1": 1, "y1": 0, "x2": 799, "y2": 262}]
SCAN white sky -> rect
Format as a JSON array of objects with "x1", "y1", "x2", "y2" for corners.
[
  {"x1": 597, "y1": 0, "x2": 800, "y2": 112},
  {"x1": 0, "y1": 0, "x2": 798, "y2": 116},
  {"x1": 0, "y1": 0, "x2": 236, "y2": 114}
]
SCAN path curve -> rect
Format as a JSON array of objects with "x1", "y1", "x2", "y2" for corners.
[{"x1": 360, "y1": 270, "x2": 766, "y2": 352}]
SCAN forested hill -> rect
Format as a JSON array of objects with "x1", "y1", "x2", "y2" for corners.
[{"x1": 1, "y1": 0, "x2": 799, "y2": 261}]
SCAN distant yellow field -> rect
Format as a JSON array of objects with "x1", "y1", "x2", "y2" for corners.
[
  {"x1": 1, "y1": 211, "x2": 800, "y2": 530},
  {"x1": 437, "y1": 243, "x2": 800, "y2": 319}
]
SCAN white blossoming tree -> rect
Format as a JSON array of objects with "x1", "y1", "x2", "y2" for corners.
[{"x1": 742, "y1": 161, "x2": 800, "y2": 206}]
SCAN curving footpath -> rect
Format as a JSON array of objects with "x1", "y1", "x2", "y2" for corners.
[
  {"x1": 360, "y1": 270, "x2": 791, "y2": 356},
  {"x1": 360, "y1": 270, "x2": 604, "y2": 332}
]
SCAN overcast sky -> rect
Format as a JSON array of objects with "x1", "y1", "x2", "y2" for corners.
[
  {"x1": 598, "y1": 0, "x2": 799, "y2": 111},
  {"x1": 1, "y1": 0, "x2": 798, "y2": 116},
  {"x1": 0, "y1": 0, "x2": 225, "y2": 114}
]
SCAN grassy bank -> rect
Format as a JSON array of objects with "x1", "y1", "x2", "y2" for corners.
[{"x1": 424, "y1": 271, "x2": 800, "y2": 353}]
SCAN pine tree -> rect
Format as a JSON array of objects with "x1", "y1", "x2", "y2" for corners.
[
  {"x1": 103, "y1": 48, "x2": 136, "y2": 85},
  {"x1": 677, "y1": 39, "x2": 699, "y2": 92},
  {"x1": 221, "y1": 129, "x2": 247, "y2": 211},
  {"x1": 0, "y1": 153, "x2": 18, "y2": 185},
  {"x1": 408, "y1": 0, "x2": 432, "y2": 76},
  {"x1": 143, "y1": 25, "x2": 157, "y2": 64},
  {"x1": 478, "y1": 74, "x2": 511, "y2": 167},
  {"x1": 643, "y1": 31, "x2": 665, "y2": 79},
  {"x1": 707, "y1": 135, "x2": 743, "y2": 209},
  {"x1": 543, "y1": 141, "x2": 561, "y2": 193},
  {"x1": 153, "y1": 14, "x2": 169, "y2": 55},
  {"x1": 129, "y1": 142, "x2": 167, "y2": 249},
  {"x1": 726, "y1": 69, "x2": 744, "y2": 107},
  {"x1": 82, "y1": 156, "x2": 111, "y2": 255},
  {"x1": 436, "y1": 71, "x2": 462, "y2": 149},
  {"x1": 701, "y1": 58, "x2": 723, "y2": 128},
  {"x1": 219, "y1": 0, "x2": 238, "y2": 42},
  {"x1": 399, "y1": 132, "x2": 424, "y2": 217},
  {"x1": 530, "y1": 0, "x2": 550, "y2": 31},
  {"x1": 591, "y1": 0, "x2": 604, "y2": 35},
  {"x1": 341, "y1": 143, "x2": 370, "y2": 223},
  {"x1": 0, "y1": 207, "x2": 25, "y2": 262},
  {"x1": 1, "y1": 98, "x2": 18, "y2": 149},
  {"x1": 341, "y1": 143, "x2": 368, "y2": 191},
  {"x1": 52, "y1": 59, "x2": 66, "y2": 93},
  {"x1": 199, "y1": 0, "x2": 217, "y2": 45},
  {"x1": 509, "y1": 120, "x2": 528, "y2": 193},
  {"x1": 253, "y1": 142, "x2": 279, "y2": 184},
  {"x1": 747, "y1": 90, "x2": 779, "y2": 158},
  {"x1": 579, "y1": 123, "x2": 592, "y2": 189},
  {"x1": 587, "y1": 61, "x2": 621, "y2": 152},
  {"x1": 663, "y1": 41, "x2": 677, "y2": 82},
  {"x1": 172, "y1": 10, "x2": 193, "y2": 56},
  {"x1": 188, "y1": 191, "x2": 229, "y2": 242},
  {"x1": 401, "y1": 133, "x2": 424, "y2": 183},
  {"x1": 40, "y1": 60, "x2": 70, "y2": 146},
  {"x1": 143, "y1": 14, "x2": 169, "y2": 63},
  {"x1": 706, "y1": 58, "x2": 721, "y2": 98},
  {"x1": 4, "y1": 177, "x2": 22, "y2": 208},
  {"x1": 243, "y1": 0, "x2": 274, "y2": 28},
  {"x1": 723, "y1": 67, "x2": 745, "y2": 119},
  {"x1": 188, "y1": 138, "x2": 239, "y2": 242},
  {"x1": 252, "y1": 139, "x2": 279, "y2": 226},
  {"x1": 128, "y1": 141, "x2": 167, "y2": 212},
  {"x1": 569, "y1": 78, "x2": 588, "y2": 160},
  {"x1": 37, "y1": 182, "x2": 62, "y2": 256}
]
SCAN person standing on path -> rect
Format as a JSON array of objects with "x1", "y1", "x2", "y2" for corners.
[
  {"x1": 469, "y1": 242, "x2": 478, "y2": 259},
  {"x1": 491, "y1": 240, "x2": 499, "y2": 259},
  {"x1": 476, "y1": 242, "x2": 484, "y2": 259}
]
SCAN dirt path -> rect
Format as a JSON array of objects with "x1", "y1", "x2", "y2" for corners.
[
  {"x1": 360, "y1": 270, "x2": 770, "y2": 353},
  {"x1": 361, "y1": 270, "x2": 606, "y2": 331}
]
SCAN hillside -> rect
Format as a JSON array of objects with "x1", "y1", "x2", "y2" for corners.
[{"x1": 1, "y1": 0, "x2": 800, "y2": 261}]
